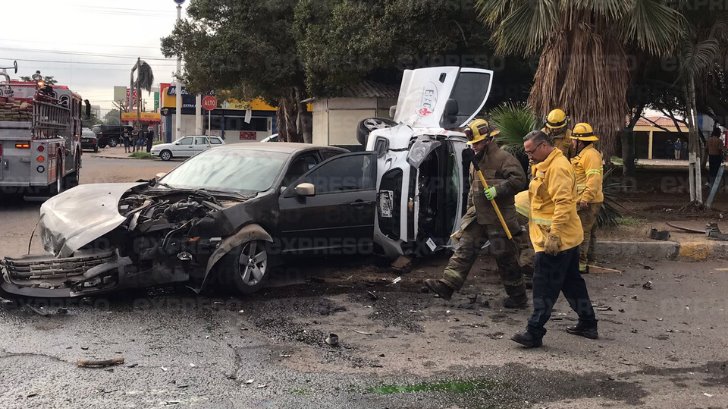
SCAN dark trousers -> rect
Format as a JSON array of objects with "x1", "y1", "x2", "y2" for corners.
[
  {"x1": 527, "y1": 246, "x2": 596, "y2": 338},
  {"x1": 708, "y1": 155, "x2": 722, "y2": 182}
]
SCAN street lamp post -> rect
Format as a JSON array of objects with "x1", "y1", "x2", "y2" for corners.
[{"x1": 174, "y1": 0, "x2": 185, "y2": 140}]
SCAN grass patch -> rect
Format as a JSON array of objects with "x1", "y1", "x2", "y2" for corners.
[
  {"x1": 368, "y1": 379, "x2": 503, "y2": 395},
  {"x1": 129, "y1": 152, "x2": 153, "y2": 159},
  {"x1": 616, "y1": 216, "x2": 645, "y2": 226}
]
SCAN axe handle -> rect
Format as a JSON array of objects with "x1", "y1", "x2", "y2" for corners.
[{"x1": 475, "y1": 169, "x2": 513, "y2": 240}]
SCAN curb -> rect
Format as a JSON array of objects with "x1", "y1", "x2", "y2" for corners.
[{"x1": 594, "y1": 240, "x2": 728, "y2": 262}]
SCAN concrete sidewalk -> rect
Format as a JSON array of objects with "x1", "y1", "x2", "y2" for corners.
[{"x1": 89, "y1": 146, "x2": 157, "y2": 160}]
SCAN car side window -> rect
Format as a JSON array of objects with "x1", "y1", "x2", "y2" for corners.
[
  {"x1": 178, "y1": 137, "x2": 193, "y2": 145},
  {"x1": 195, "y1": 137, "x2": 208, "y2": 145},
  {"x1": 210, "y1": 137, "x2": 222, "y2": 144},
  {"x1": 283, "y1": 153, "x2": 320, "y2": 187},
  {"x1": 321, "y1": 149, "x2": 344, "y2": 160},
  {"x1": 303, "y1": 153, "x2": 375, "y2": 194}
]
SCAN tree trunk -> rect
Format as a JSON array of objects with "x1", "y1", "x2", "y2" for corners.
[
  {"x1": 621, "y1": 103, "x2": 645, "y2": 177},
  {"x1": 276, "y1": 91, "x2": 303, "y2": 143},
  {"x1": 684, "y1": 77, "x2": 702, "y2": 204}
]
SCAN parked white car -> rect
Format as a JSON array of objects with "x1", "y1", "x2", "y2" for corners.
[{"x1": 150, "y1": 135, "x2": 225, "y2": 161}]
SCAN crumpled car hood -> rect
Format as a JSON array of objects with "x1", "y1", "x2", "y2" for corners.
[{"x1": 40, "y1": 183, "x2": 145, "y2": 257}]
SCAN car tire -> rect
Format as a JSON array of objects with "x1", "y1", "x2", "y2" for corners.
[
  {"x1": 93, "y1": 145, "x2": 99, "y2": 153},
  {"x1": 218, "y1": 240, "x2": 271, "y2": 295},
  {"x1": 108, "y1": 138, "x2": 118, "y2": 148},
  {"x1": 356, "y1": 117, "x2": 397, "y2": 146},
  {"x1": 160, "y1": 150, "x2": 172, "y2": 161}
]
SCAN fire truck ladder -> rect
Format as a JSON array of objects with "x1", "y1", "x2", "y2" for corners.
[{"x1": 32, "y1": 99, "x2": 70, "y2": 139}]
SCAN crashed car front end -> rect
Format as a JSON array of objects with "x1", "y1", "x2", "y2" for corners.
[{"x1": 1, "y1": 183, "x2": 243, "y2": 298}]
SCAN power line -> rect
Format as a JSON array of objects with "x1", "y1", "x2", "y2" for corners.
[
  {"x1": 0, "y1": 37, "x2": 162, "y2": 50},
  {"x1": 0, "y1": 46, "x2": 172, "y2": 61},
  {"x1": 0, "y1": 57, "x2": 177, "y2": 67}
]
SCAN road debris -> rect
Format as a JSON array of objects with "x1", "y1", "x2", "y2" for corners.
[
  {"x1": 649, "y1": 228, "x2": 670, "y2": 241},
  {"x1": 642, "y1": 281, "x2": 653, "y2": 290},
  {"x1": 704, "y1": 393, "x2": 714, "y2": 397},
  {"x1": 390, "y1": 255, "x2": 412, "y2": 274},
  {"x1": 244, "y1": 379, "x2": 254, "y2": 385},
  {"x1": 366, "y1": 291, "x2": 378, "y2": 301},
  {"x1": 76, "y1": 357, "x2": 124, "y2": 368},
  {"x1": 391, "y1": 277, "x2": 402, "y2": 285},
  {"x1": 588, "y1": 265, "x2": 623, "y2": 274},
  {"x1": 257, "y1": 384, "x2": 267, "y2": 389},
  {"x1": 352, "y1": 329, "x2": 372, "y2": 335},
  {"x1": 666, "y1": 222, "x2": 704, "y2": 234},
  {"x1": 324, "y1": 333, "x2": 339, "y2": 346}
]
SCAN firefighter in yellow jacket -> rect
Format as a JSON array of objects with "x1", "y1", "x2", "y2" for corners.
[
  {"x1": 542, "y1": 108, "x2": 573, "y2": 159},
  {"x1": 570, "y1": 123, "x2": 604, "y2": 274},
  {"x1": 425, "y1": 119, "x2": 528, "y2": 308},
  {"x1": 511, "y1": 130, "x2": 597, "y2": 348}
]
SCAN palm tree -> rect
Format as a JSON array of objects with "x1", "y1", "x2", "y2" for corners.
[
  {"x1": 130, "y1": 58, "x2": 155, "y2": 126},
  {"x1": 475, "y1": 0, "x2": 686, "y2": 159}
]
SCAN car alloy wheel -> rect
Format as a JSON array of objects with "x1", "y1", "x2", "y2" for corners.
[
  {"x1": 237, "y1": 241, "x2": 267, "y2": 288},
  {"x1": 160, "y1": 150, "x2": 172, "y2": 161}
]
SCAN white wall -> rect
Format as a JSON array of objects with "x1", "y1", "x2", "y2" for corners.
[{"x1": 312, "y1": 97, "x2": 396, "y2": 146}]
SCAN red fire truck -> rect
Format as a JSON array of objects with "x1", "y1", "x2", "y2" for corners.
[{"x1": 0, "y1": 62, "x2": 87, "y2": 196}]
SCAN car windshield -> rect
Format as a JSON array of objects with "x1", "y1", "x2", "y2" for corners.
[{"x1": 160, "y1": 149, "x2": 289, "y2": 193}]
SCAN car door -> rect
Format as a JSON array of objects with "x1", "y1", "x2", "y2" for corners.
[
  {"x1": 194, "y1": 136, "x2": 209, "y2": 156},
  {"x1": 173, "y1": 137, "x2": 194, "y2": 157},
  {"x1": 277, "y1": 152, "x2": 377, "y2": 255}
]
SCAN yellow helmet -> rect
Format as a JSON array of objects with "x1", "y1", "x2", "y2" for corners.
[
  {"x1": 465, "y1": 119, "x2": 500, "y2": 145},
  {"x1": 571, "y1": 122, "x2": 599, "y2": 141},
  {"x1": 545, "y1": 108, "x2": 568, "y2": 129}
]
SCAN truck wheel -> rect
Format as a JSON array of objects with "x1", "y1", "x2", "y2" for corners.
[
  {"x1": 63, "y1": 155, "x2": 80, "y2": 188},
  {"x1": 50, "y1": 160, "x2": 64, "y2": 196},
  {"x1": 160, "y1": 150, "x2": 172, "y2": 161},
  {"x1": 357, "y1": 117, "x2": 397, "y2": 146},
  {"x1": 93, "y1": 144, "x2": 99, "y2": 153},
  {"x1": 109, "y1": 138, "x2": 118, "y2": 148}
]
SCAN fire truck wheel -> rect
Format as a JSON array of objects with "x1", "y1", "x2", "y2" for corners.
[
  {"x1": 50, "y1": 160, "x2": 64, "y2": 196},
  {"x1": 64, "y1": 156, "x2": 80, "y2": 188}
]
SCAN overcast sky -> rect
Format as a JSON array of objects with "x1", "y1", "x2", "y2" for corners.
[{"x1": 1, "y1": 0, "x2": 189, "y2": 114}]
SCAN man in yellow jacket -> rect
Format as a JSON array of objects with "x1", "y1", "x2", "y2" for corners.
[
  {"x1": 511, "y1": 130, "x2": 598, "y2": 348},
  {"x1": 570, "y1": 123, "x2": 604, "y2": 274},
  {"x1": 542, "y1": 108, "x2": 573, "y2": 159}
]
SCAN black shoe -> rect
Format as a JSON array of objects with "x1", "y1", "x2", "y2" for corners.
[
  {"x1": 503, "y1": 296, "x2": 528, "y2": 309},
  {"x1": 511, "y1": 331, "x2": 542, "y2": 348},
  {"x1": 566, "y1": 322, "x2": 598, "y2": 339},
  {"x1": 424, "y1": 279, "x2": 454, "y2": 300}
]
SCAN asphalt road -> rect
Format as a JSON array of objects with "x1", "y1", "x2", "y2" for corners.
[{"x1": 1, "y1": 155, "x2": 727, "y2": 408}]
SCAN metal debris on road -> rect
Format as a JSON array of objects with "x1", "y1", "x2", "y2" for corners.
[
  {"x1": 704, "y1": 393, "x2": 714, "y2": 397},
  {"x1": 643, "y1": 281, "x2": 653, "y2": 290},
  {"x1": 367, "y1": 291, "x2": 378, "y2": 301},
  {"x1": 244, "y1": 379, "x2": 254, "y2": 385},
  {"x1": 325, "y1": 333, "x2": 339, "y2": 346},
  {"x1": 77, "y1": 357, "x2": 125, "y2": 368},
  {"x1": 257, "y1": 384, "x2": 267, "y2": 389},
  {"x1": 391, "y1": 277, "x2": 402, "y2": 285},
  {"x1": 352, "y1": 329, "x2": 373, "y2": 335}
]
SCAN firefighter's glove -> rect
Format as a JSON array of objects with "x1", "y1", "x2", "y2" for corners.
[
  {"x1": 544, "y1": 234, "x2": 561, "y2": 256},
  {"x1": 483, "y1": 186, "x2": 497, "y2": 201}
]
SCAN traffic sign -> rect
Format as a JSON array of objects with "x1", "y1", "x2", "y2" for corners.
[{"x1": 202, "y1": 95, "x2": 217, "y2": 111}]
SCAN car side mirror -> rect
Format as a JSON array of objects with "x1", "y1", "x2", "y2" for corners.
[
  {"x1": 294, "y1": 182, "x2": 315, "y2": 197},
  {"x1": 174, "y1": 142, "x2": 180, "y2": 145}
]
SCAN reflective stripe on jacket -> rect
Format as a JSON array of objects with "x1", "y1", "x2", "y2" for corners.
[
  {"x1": 570, "y1": 144, "x2": 604, "y2": 204},
  {"x1": 528, "y1": 148, "x2": 583, "y2": 252}
]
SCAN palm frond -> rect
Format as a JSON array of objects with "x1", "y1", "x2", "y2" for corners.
[
  {"x1": 679, "y1": 39, "x2": 720, "y2": 79},
  {"x1": 621, "y1": 0, "x2": 686, "y2": 55},
  {"x1": 598, "y1": 168, "x2": 625, "y2": 227},
  {"x1": 477, "y1": 0, "x2": 559, "y2": 56},
  {"x1": 569, "y1": 0, "x2": 631, "y2": 21},
  {"x1": 134, "y1": 60, "x2": 155, "y2": 93},
  {"x1": 490, "y1": 102, "x2": 537, "y2": 149}
]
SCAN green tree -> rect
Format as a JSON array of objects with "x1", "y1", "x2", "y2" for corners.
[
  {"x1": 82, "y1": 114, "x2": 103, "y2": 129},
  {"x1": 476, "y1": 0, "x2": 686, "y2": 159},
  {"x1": 162, "y1": 0, "x2": 534, "y2": 142}
]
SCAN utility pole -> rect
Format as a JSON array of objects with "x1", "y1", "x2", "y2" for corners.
[{"x1": 174, "y1": 0, "x2": 185, "y2": 140}]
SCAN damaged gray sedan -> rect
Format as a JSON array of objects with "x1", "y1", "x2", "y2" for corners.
[{"x1": 0, "y1": 143, "x2": 387, "y2": 297}]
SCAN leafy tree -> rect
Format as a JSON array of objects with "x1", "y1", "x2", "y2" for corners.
[
  {"x1": 82, "y1": 114, "x2": 103, "y2": 129},
  {"x1": 162, "y1": 0, "x2": 534, "y2": 142},
  {"x1": 476, "y1": 0, "x2": 686, "y2": 159}
]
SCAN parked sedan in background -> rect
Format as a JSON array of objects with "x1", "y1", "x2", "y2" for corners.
[
  {"x1": 151, "y1": 135, "x2": 224, "y2": 161},
  {"x1": 80, "y1": 127, "x2": 98, "y2": 152}
]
